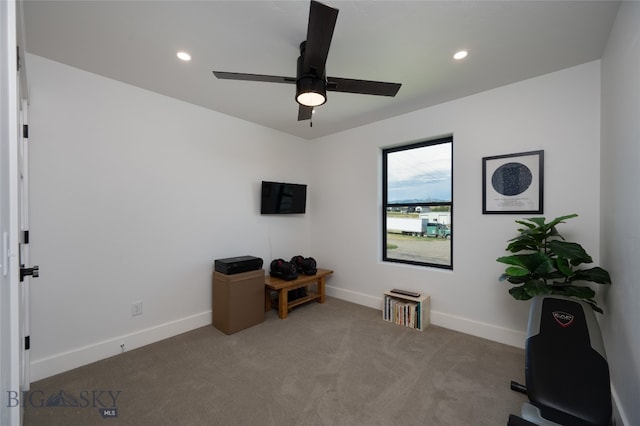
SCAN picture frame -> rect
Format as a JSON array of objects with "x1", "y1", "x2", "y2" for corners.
[{"x1": 482, "y1": 150, "x2": 544, "y2": 214}]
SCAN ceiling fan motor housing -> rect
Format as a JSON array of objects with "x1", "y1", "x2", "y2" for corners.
[{"x1": 296, "y1": 43, "x2": 327, "y2": 107}]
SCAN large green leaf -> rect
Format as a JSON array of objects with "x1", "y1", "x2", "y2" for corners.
[
  {"x1": 570, "y1": 267, "x2": 612, "y2": 285},
  {"x1": 506, "y1": 232, "x2": 543, "y2": 252},
  {"x1": 499, "y1": 273, "x2": 529, "y2": 284},
  {"x1": 532, "y1": 257, "x2": 554, "y2": 276},
  {"x1": 504, "y1": 266, "x2": 530, "y2": 277},
  {"x1": 515, "y1": 220, "x2": 537, "y2": 230},
  {"x1": 508, "y1": 286, "x2": 532, "y2": 300},
  {"x1": 498, "y1": 252, "x2": 549, "y2": 269},
  {"x1": 519, "y1": 226, "x2": 548, "y2": 239},
  {"x1": 497, "y1": 255, "x2": 527, "y2": 267},
  {"x1": 546, "y1": 214, "x2": 579, "y2": 227},
  {"x1": 546, "y1": 271, "x2": 568, "y2": 281},
  {"x1": 523, "y1": 217, "x2": 547, "y2": 227},
  {"x1": 561, "y1": 285, "x2": 596, "y2": 299},
  {"x1": 555, "y1": 256, "x2": 573, "y2": 277},
  {"x1": 523, "y1": 281, "x2": 553, "y2": 297},
  {"x1": 549, "y1": 240, "x2": 593, "y2": 265},
  {"x1": 506, "y1": 239, "x2": 538, "y2": 253}
]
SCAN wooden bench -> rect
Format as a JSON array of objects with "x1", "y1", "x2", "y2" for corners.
[{"x1": 264, "y1": 268, "x2": 333, "y2": 319}]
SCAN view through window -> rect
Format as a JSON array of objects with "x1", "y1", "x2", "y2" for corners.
[{"x1": 382, "y1": 137, "x2": 453, "y2": 268}]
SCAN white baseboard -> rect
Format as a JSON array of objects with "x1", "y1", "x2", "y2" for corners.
[
  {"x1": 431, "y1": 310, "x2": 526, "y2": 349},
  {"x1": 326, "y1": 285, "x2": 526, "y2": 348},
  {"x1": 30, "y1": 311, "x2": 212, "y2": 382},
  {"x1": 326, "y1": 285, "x2": 382, "y2": 309}
]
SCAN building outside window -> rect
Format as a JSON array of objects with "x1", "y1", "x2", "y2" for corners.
[{"x1": 382, "y1": 136, "x2": 453, "y2": 269}]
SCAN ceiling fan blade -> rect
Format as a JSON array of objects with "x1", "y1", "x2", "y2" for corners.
[
  {"x1": 302, "y1": 1, "x2": 338, "y2": 74},
  {"x1": 298, "y1": 105, "x2": 313, "y2": 121},
  {"x1": 212, "y1": 71, "x2": 296, "y2": 84},
  {"x1": 326, "y1": 77, "x2": 401, "y2": 97}
]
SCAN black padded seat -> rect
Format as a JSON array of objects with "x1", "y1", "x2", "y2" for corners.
[{"x1": 523, "y1": 295, "x2": 612, "y2": 426}]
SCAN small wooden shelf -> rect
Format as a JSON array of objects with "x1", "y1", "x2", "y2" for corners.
[
  {"x1": 383, "y1": 291, "x2": 430, "y2": 331},
  {"x1": 264, "y1": 269, "x2": 333, "y2": 319}
]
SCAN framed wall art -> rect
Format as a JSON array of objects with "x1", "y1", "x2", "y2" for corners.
[{"x1": 482, "y1": 150, "x2": 544, "y2": 214}]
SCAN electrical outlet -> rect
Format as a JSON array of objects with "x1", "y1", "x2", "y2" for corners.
[{"x1": 132, "y1": 301, "x2": 142, "y2": 316}]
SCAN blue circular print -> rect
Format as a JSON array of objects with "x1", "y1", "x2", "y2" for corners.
[{"x1": 491, "y1": 162, "x2": 532, "y2": 196}]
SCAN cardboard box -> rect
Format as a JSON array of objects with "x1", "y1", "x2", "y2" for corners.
[{"x1": 212, "y1": 269, "x2": 265, "y2": 335}]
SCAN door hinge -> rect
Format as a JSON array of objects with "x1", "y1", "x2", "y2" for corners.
[
  {"x1": 17, "y1": 46, "x2": 21, "y2": 72},
  {"x1": 23, "y1": 124, "x2": 29, "y2": 139},
  {"x1": 24, "y1": 336, "x2": 30, "y2": 351}
]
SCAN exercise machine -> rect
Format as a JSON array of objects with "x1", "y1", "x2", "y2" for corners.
[{"x1": 508, "y1": 295, "x2": 612, "y2": 426}]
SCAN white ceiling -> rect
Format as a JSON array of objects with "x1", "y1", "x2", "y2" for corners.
[{"x1": 22, "y1": 0, "x2": 620, "y2": 140}]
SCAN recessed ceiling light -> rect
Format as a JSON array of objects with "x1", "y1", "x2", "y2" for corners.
[
  {"x1": 453, "y1": 50, "x2": 468, "y2": 60},
  {"x1": 177, "y1": 51, "x2": 191, "y2": 61}
]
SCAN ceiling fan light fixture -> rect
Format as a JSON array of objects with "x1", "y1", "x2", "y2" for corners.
[{"x1": 296, "y1": 76, "x2": 326, "y2": 107}]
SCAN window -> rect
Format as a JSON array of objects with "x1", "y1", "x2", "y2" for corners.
[{"x1": 382, "y1": 137, "x2": 453, "y2": 269}]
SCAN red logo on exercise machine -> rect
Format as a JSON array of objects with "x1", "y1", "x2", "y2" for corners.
[{"x1": 552, "y1": 311, "x2": 574, "y2": 328}]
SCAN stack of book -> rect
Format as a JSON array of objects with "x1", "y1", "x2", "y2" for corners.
[{"x1": 383, "y1": 295, "x2": 421, "y2": 329}]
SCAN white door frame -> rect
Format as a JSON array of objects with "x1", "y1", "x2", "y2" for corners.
[
  {"x1": 17, "y1": 0, "x2": 31, "y2": 394},
  {"x1": 19, "y1": 97, "x2": 31, "y2": 391},
  {"x1": 1, "y1": 0, "x2": 25, "y2": 425}
]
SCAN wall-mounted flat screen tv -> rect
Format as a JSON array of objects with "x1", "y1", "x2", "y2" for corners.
[{"x1": 261, "y1": 181, "x2": 307, "y2": 214}]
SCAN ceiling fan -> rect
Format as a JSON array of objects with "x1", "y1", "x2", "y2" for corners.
[{"x1": 212, "y1": 0, "x2": 402, "y2": 122}]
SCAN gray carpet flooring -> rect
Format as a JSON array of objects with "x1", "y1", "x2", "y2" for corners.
[{"x1": 24, "y1": 297, "x2": 527, "y2": 425}]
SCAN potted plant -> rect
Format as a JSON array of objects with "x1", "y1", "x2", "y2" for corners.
[{"x1": 497, "y1": 214, "x2": 611, "y2": 313}]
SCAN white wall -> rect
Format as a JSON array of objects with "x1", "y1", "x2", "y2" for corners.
[
  {"x1": 600, "y1": 2, "x2": 640, "y2": 425},
  {"x1": 27, "y1": 54, "x2": 312, "y2": 380},
  {"x1": 309, "y1": 61, "x2": 603, "y2": 348}
]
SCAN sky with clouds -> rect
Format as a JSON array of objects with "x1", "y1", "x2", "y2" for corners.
[{"x1": 387, "y1": 142, "x2": 452, "y2": 203}]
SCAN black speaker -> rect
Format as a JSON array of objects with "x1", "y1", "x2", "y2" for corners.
[{"x1": 214, "y1": 255, "x2": 263, "y2": 275}]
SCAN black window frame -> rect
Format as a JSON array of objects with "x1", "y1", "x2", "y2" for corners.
[{"x1": 382, "y1": 136, "x2": 453, "y2": 269}]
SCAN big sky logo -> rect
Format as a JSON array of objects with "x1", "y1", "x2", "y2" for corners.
[{"x1": 7, "y1": 389, "x2": 121, "y2": 418}]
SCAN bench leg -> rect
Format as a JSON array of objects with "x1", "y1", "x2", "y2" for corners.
[
  {"x1": 317, "y1": 277, "x2": 326, "y2": 303},
  {"x1": 265, "y1": 288, "x2": 272, "y2": 312},
  {"x1": 278, "y1": 289, "x2": 288, "y2": 319}
]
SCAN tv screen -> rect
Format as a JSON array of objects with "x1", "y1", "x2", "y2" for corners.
[{"x1": 261, "y1": 181, "x2": 307, "y2": 214}]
